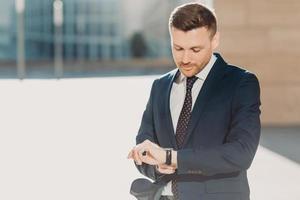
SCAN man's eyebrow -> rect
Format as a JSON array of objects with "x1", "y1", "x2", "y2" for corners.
[
  {"x1": 173, "y1": 43, "x2": 183, "y2": 48},
  {"x1": 173, "y1": 43, "x2": 204, "y2": 49},
  {"x1": 190, "y1": 45, "x2": 204, "y2": 49}
]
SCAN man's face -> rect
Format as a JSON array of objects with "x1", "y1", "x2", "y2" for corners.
[{"x1": 170, "y1": 27, "x2": 219, "y2": 77}]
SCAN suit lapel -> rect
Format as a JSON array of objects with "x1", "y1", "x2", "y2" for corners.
[{"x1": 182, "y1": 54, "x2": 228, "y2": 147}]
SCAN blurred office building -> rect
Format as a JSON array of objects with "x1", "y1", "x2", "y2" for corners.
[
  {"x1": 0, "y1": 1, "x2": 14, "y2": 60},
  {"x1": 2, "y1": 0, "x2": 122, "y2": 61},
  {"x1": 9, "y1": 0, "x2": 125, "y2": 61}
]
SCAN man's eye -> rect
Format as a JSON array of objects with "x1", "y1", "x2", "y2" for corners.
[
  {"x1": 192, "y1": 49, "x2": 201, "y2": 53},
  {"x1": 174, "y1": 47, "x2": 183, "y2": 51}
]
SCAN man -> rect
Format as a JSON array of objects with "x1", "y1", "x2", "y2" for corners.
[{"x1": 128, "y1": 3, "x2": 261, "y2": 200}]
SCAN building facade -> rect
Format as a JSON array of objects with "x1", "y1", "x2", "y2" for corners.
[
  {"x1": 10, "y1": 0, "x2": 125, "y2": 60},
  {"x1": 0, "y1": 1, "x2": 14, "y2": 59},
  {"x1": 215, "y1": 0, "x2": 300, "y2": 125}
]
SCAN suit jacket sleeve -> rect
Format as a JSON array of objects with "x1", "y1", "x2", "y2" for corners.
[
  {"x1": 134, "y1": 79, "x2": 161, "y2": 181},
  {"x1": 177, "y1": 72, "x2": 261, "y2": 176}
]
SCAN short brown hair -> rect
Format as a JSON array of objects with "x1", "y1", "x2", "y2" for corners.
[{"x1": 169, "y1": 3, "x2": 217, "y2": 37}]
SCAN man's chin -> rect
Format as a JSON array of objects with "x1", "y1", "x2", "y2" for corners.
[{"x1": 180, "y1": 69, "x2": 196, "y2": 77}]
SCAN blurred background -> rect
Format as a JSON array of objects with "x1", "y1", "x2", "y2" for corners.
[
  {"x1": 0, "y1": 0, "x2": 299, "y2": 199},
  {"x1": 0, "y1": 0, "x2": 181, "y2": 78}
]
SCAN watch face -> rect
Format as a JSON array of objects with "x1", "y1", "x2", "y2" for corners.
[{"x1": 166, "y1": 149, "x2": 172, "y2": 165}]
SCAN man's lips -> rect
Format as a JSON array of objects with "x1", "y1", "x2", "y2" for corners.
[{"x1": 180, "y1": 65, "x2": 193, "y2": 70}]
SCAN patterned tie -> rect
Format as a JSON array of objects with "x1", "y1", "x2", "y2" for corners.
[{"x1": 172, "y1": 75, "x2": 198, "y2": 200}]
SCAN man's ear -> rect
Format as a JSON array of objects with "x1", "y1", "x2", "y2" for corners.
[{"x1": 211, "y1": 31, "x2": 220, "y2": 50}]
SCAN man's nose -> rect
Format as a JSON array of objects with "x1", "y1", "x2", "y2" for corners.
[{"x1": 181, "y1": 51, "x2": 191, "y2": 64}]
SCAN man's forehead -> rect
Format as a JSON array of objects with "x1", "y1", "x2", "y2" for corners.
[
  {"x1": 171, "y1": 33, "x2": 207, "y2": 47},
  {"x1": 170, "y1": 27, "x2": 211, "y2": 46},
  {"x1": 171, "y1": 27, "x2": 210, "y2": 38}
]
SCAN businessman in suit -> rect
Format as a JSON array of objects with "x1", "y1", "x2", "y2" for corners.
[{"x1": 128, "y1": 3, "x2": 261, "y2": 200}]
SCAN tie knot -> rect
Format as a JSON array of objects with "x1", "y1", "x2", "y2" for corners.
[{"x1": 186, "y1": 76, "x2": 198, "y2": 91}]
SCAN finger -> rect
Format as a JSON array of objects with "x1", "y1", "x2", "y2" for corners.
[
  {"x1": 134, "y1": 143, "x2": 148, "y2": 164},
  {"x1": 141, "y1": 154, "x2": 159, "y2": 165},
  {"x1": 159, "y1": 167, "x2": 175, "y2": 174},
  {"x1": 158, "y1": 164, "x2": 175, "y2": 170},
  {"x1": 127, "y1": 149, "x2": 133, "y2": 159},
  {"x1": 136, "y1": 143, "x2": 150, "y2": 159},
  {"x1": 145, "y1": 139, "x2": 160, "y2": 149},
  {"x1": 157, "y1": 166, "x2": 175, "y2": 174},
  {"x1": 133, "y1": 149, "x2": 142, "y2": 165},
  {"x1": 140, "y1": 150, "x2": 159, "y2": 165},
  {"x1": 163, "y1": 169, "x2": 175, "y2": 174},
  {"x1": 138, "y1": 149, "x2": 148, "y2": 159}
]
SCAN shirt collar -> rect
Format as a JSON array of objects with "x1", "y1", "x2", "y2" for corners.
[{"x1": 176, "y1": 54, "x2": 217, "y2": 83}]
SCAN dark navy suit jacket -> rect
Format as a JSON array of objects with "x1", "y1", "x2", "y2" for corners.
[{"x1": 135, "y1": 53, "x2": 261, "y2": 200}]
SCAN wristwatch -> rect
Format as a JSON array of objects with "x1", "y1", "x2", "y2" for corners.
[{"x1": 165, "y1": 148, "x2": 172, "y2": 166}]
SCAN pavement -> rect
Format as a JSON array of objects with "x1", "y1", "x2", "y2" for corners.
[
  {"x1": 249, "y1": 129, "x2": 300, "y2": 200},
  {"x1": 0, "y1": 75, "x2": 299, "y2": 200}
]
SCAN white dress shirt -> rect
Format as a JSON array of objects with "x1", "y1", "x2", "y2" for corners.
[{"x1": 161, "y1": 54, "x2": 217, "y2": 196}]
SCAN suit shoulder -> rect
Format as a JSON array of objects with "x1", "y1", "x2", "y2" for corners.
[
  {"x1": 226, "y1": 64, "x2": 259, "y2": 82},
  {"x1": 154, "y1": 69, "x2": 178, "y2": 83}
]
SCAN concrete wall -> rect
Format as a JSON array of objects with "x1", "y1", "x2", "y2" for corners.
[{"x1": 214, "y1": 0, "x2": 300, "y2": 125}]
